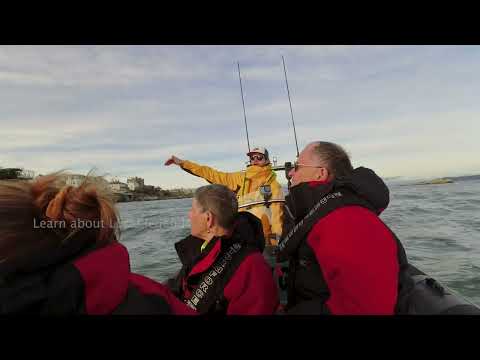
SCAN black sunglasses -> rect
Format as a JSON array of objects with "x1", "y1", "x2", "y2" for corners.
[{"x1": 250, "y1": 154, "x2": 265, "y2": 161}]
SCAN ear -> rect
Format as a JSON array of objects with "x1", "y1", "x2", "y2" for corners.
[
  {"x1": 318, "y1": 167, "x2": 330, "y2": 181},
  {"x1": 206, "y1": 210, "x2": 214, "y2": 229}
]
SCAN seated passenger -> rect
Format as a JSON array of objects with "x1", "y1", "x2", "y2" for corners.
[
  {"x1": 168, "y1": 184, "x2": 279, "y2": 315},
  {"x1": 0, "y1": 173, "x2": 195, "y2": 315},
  {"x1": 277, "y1": 141, "x2": 412, "y2": 315}
]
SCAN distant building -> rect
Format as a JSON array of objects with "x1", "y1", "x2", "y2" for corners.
[
  {"x1": 127, "y1": 177, "x2": 144, "y2": 191},
  {"x1": 110, "y1": 181, "x2": 129, "y2": 193},
  {"x1": 19, "y1": 169, "x2": 35, "y2": 179}
]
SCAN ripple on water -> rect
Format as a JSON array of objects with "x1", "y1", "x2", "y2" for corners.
[{"x1": 118, "y1": 182, "x2": 480, "y2": 307}]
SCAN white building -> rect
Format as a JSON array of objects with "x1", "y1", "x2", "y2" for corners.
[
  {"x1": 127, "y1": 177, "x2": 144, "y2": 191},
  {"x1": 110, "y1": 182, "x2": 129, "y2": 193},
  {"x1": 19, "y1": 169, "x2": 35, "y2": 179}
]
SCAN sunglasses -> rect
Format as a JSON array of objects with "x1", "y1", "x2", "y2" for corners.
[
  {"x1": 293, "y1": 161, "x2": 324, "y2": 172},
  {"x1": 250, "y1": 154, "x2": 265, "y2": 161}
]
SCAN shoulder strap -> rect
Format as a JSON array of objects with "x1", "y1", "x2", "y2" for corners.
[
  {"x1": 183, "y1": 242, "x2": 255, "y2": 314},
  {"x1": 276, "y1": 188, "x2": 375, "y2": 262}
]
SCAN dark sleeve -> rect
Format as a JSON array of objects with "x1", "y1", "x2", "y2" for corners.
[
  {"x1": 129, "y1": 273, "x2": 196, "y2": 315},
  {"x1": 285, "y1": 298, "x2": 331, "y2": 315},
  {"x1": 44, "y1": 265, "x2": 86, "y2": 315},
  {"x1": 166, "y1": 270, "x2": 184, "y2": 297}
]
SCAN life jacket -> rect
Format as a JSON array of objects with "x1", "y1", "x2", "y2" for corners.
[
  {"x1": 237, "y1": 166, "x2": 280, "y2": 241},
  {"x1": 180, "y1": 160, "x2": 285, "y2": 240},
  {"x1": 168, "y1": 212, "x2": 266, "y2": 314},
  {"x1": 276, "y1": 167, "x2": 413, "y2": 314}
]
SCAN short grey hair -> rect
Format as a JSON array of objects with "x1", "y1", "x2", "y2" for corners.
[
  {"x1": 312, "y1": 141, "x2": 354, "y2": 179},
  {"x1": 194, "y1": 184, "x2": 238, "y2": 229}
]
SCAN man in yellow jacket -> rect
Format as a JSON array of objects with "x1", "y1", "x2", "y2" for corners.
[{"x1": 165, "y1": 147, "x2": 284, "y2": 246}]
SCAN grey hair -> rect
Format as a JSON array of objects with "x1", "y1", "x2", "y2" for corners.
[
  {"x1": 194, "y1": 184, "x2": 238, "y2": 229},
  {"x1": 311, "y1": 141, "x2": 354, "y2": 179}
]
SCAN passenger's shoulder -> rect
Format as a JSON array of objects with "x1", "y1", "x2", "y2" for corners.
[
  {"x1": 129, "y1": 273, "x2": 169, "y2": 295},
  {"x1": 309, "y1": 205, "x2": 384, "y2": 243},
  {"x1": 241, "y1": 251, "x2": 271, "y2": 272}
]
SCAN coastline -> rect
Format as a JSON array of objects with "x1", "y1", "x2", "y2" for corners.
[{"x1": 114, "y1": 193, "x2": 193, "y2": 203}]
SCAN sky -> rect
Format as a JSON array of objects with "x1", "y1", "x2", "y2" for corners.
[{"x1": 1, "y1": 45, "x2": 479, "y2": 188}]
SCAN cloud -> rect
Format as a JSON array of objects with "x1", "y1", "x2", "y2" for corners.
[
  {"x1": 2, "y1": 45, "x2": 480, "y2": 188},
  {"x1": 0, "y1": 46, "x2": 218, "y2": 88}
]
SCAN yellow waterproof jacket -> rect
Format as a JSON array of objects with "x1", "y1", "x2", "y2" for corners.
[{"x1": 180, "y1": 160, "x2": 284, "y2": 241}]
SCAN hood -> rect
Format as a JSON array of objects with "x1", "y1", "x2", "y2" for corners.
[
  {"x1": 286, "y1": 166, "x2": 389, "y2": 221},
  {"x1": 230, "y1": 211, "x2": 265, "y2": 253},
  {"x1": 174, "y1": 235, "x2": 204, "y2": 267},
  {"x1": 334, "y1": 166, "x2": 389, "y2": 213}
]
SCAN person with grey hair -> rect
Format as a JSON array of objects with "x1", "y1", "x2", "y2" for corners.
[
  {"x1": 168, "y1": 184, "x2": 279, "y2": 315},
  {"x1": 276, "y1": 141, "x2": 412, "y2": 315}
]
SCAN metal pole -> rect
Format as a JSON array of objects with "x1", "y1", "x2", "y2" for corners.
[
  {"x1": 282, "y1": 55, "x2": 299, "y2": 158},
  {"x1": 237, "y1": 62, "x2": 251, "y2": 153}
]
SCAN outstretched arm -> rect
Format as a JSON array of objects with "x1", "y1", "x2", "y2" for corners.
[{"x1": 166, "y1": 155, "x2": 243, "y2": 192}]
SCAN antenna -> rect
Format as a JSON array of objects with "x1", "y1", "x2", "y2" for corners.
[
  {"x1": 282, "y1": 56, "x2": 299, "y2": 158},
  {"x1": 237, "y1": 62, "x2": 251, "y2": 153}
]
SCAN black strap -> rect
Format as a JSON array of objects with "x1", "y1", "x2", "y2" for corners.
[
  {"x1": 276, "y1": 188, "x2": 376, "y2": 262},
  {"x1": 183, "y1": 242, "x2": 255, "y2": 314},
  {"x1": 277, "y1": 187, "x2": 413, "y2": 314}
]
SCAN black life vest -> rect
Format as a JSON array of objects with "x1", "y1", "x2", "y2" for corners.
[
  {"x1": 168, "y1": 212, "x2": 265, "y2": 315},
  {"x1": 276, "y1": 185, "x2": 413, "y2": 314},
  {"x1": 183, "y1": 240, "x2": 256, "y2": 314}
]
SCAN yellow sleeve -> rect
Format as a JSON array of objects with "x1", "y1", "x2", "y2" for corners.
[
  {"x1": 180, "y1": 160, "x2": 244, "y2": 192},
  {"x1": 270, "y1": 182, "x2": 285, "y2": 236}
]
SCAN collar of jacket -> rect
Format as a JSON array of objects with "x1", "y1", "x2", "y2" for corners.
[
  {"x1": 174, "y1": 212, "x2": 265, "y2": 280},
  {"x1": 286, "y1": 181, "x2": 335, "y2": 221},
  {"x1": 174, "y1": 235, "x2": 227, "y2": 281},
  {"x1": 241, "y1": 164, "x2": 276, "y2": 196},
  {"x1": 285, "y1": 167, "x2": 390, "y2": 221},
  {"x1": 245, "y1": 164, "x2": 276, "y2": 181}
]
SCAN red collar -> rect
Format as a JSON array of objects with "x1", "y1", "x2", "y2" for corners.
[
  {"x1": 188, "y1": 239, "x2": 222, "y2": 277},
  {"x1": 307, "y1": 180, "x2": 331, "y2": 187}
]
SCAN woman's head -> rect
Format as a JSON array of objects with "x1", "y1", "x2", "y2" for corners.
[
  {"x1": 0, "y1": 172, "x2": 119, "y2": 263},
  {"x1": 189, "y1": 184, "x2": 238, "y2": 240}
]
